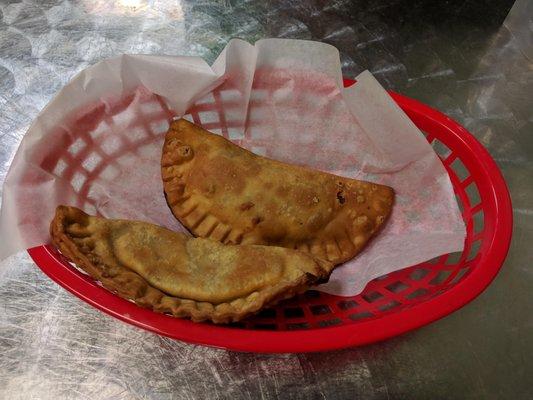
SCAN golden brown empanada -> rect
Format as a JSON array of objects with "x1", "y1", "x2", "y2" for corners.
[
  {"x1": 50, "y1": 206, "x2": 333, "y2": 323},
  {"x1": 162, "y1": 119, "x2": 394, "y2": 264}
]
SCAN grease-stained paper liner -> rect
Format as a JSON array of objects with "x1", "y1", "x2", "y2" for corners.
[{"x1": 0, "y1": 39, "x2": 465, "y2": 296}]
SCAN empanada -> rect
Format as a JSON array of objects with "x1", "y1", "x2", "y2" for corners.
[
  {"x1": 162, "y1": 119, "x2": 394, "y2": 264},
  {"x1": 50, "y1": 206, "x2": 333, "y2": 323}
]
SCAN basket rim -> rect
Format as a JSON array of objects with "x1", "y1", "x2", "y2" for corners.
[{"x1": 27, "y1": 85, "x2": 513, "y2": 353}]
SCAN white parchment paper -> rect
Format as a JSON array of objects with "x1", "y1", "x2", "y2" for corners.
[{"x1": 0, "y1": 39, "x2": 466, "y2": 296}]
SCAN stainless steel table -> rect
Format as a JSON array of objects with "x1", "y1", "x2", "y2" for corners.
[{"x1": 1, "y1": 0, "x2": 531, "y2": 398}]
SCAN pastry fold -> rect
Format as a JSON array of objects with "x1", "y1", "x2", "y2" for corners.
[
  {"x1": 50, "y1": 206, "x2": 333, "y2": 323},
  {"x1": 162, "y1": 119, "x2": 394, "y2": 264}
]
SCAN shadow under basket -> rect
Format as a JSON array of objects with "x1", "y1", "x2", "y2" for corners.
[{"x1": 28, "y1": 79, "x2": 512, "y2": 353}]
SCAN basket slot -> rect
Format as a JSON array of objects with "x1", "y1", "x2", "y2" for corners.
[
  {"x1": 318, "y1": 318, "x2": 342, "y2": 327},
  {"x1": 385, "y1": 281, "x2": 410, "y2": 293},
  {"x1": 148, "y1": 120, "x2": 170, "y2": 136},
  {"x1": 52, "y1": 158, "x2": 69, "y2": 176},
  {"x1": 81, "y1": 153, "x2": 103, "y2": 174},
  {"x1": 337, "y1": 300, "x2": 358, "y2": 310},
  {"x1": 304, "y1": 290, "x2": 321, "y2": 298},
  {"x1": 444, "y1": 252, "x2": 462, "y2": 265},
  {"x1": 426, "y1": 256, "x2": 440, "y2": 264},
  {"x1": 406, "y1": 288, "x2": 430, "y2": 300},
  {"x1": 70, "y1": 171, "x2": 87, "y2": 193},
  {"x1": 430, "y1": 138, "x2": 452, "y2": 159},
  {"x1": 88, "y1": 120, "x2": 110, "y2": 140},
  {"x1": 105, "y1": 134, "x2": 129, "y2": 153},
  {"x1": 198, "y1": 110, "x2": 220, "y2": 124},
  {"x1": 429, "y1": 269, "x2": 453, "y2": 285},
  {"x1": 284, "y1": 307, "x2": 305, "y2": 318},
  {"x1": 465, "y1": 181, "x2": 481, "y2": 208},
  {"x1": 226, "y1": 322, "x2": 246, "y2": 329},
  {"x1": 466, "y1": 239, "x2": 482, "y2": 261},
  {"x1": 100, "y1": 164, "x2": 121, "y2": 182},
  {"x1": 410, "y1": 268, "x2": 430, "y2": 281},
  {"x1": 349, "y1": 311, "x2": 374, "y2": 321},
  {"x1": 362, "y1": 291, "x2": 384, "y2": 303},
  {"x1": 287, "y1": 322, "x2": 310, "y2": 330},
  {"x1": 69, "y1": 137, "x2": 89, "y2": 157},
  {"x1": 256, "y1": 308, "x2": 277, "y2": 319},
  {"x1": 377, "y1": 300, "x2": 401, "y2": 312},
  {"x1": 310, "y1": 304, "x2": 332, "y2": 315},
  {"x1": 254, "y1": 323, "x2": 277, "y2": 330},
  {"x1": 450, "y1": 158, "x2": 469, "y2": 182}
]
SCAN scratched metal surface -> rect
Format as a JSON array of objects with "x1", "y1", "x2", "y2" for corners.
[{"x1": 0, "y1": 0, "x2": 531, "y2": 398}]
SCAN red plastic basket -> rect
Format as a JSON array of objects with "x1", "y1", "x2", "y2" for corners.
[{"x1": 27, "y1": 78, "x2": 512, "y2": 353}]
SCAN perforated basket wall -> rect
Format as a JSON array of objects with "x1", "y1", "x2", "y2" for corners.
[{"x1": 28, "y1": 79, "x2": 512, "y2": 353}]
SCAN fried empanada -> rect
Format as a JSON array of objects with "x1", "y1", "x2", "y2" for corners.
[
  {"x1": 162, "y1": 119, "x2": 394, "y2": 264},
  {"x1": 50, "y1": 206, "x2": 333, "y2": 323}
]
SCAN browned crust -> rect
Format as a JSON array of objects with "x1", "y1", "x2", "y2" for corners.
[
  {"x1": 162, "y1": 119, "x2": 395, "y2": 265},
  {"x1": 50, "y1": 206, "x2": 332, "y2": 324}
]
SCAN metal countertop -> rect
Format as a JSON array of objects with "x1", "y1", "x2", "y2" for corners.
[{"x1": 0, "y1": 0, "x2": 531, "y2": 398}]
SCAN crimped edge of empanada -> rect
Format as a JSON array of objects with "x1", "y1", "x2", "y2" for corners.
[
  {"x1": 50, "y1": 206, "x2": 332, "y2": 324},
  {"x1": 162, "y1": 119, "x2": 395, "y2": 264}
]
